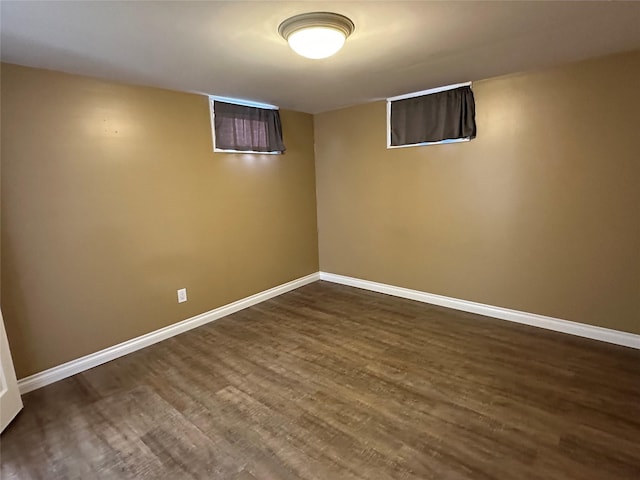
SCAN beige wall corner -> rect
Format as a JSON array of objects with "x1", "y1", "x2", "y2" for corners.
[
  {"x1": 314, "y1": 51, "x2": 640, "y2": 335},
  {"x1": 1, "y1": 64, "x2": 319, "y2": 378}
]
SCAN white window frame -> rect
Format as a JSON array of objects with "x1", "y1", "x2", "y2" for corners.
[
  {"x1": 209, "y1": 96, "x2": 282, "y2": 154},
  {"x1": 386, "y1": 81, "x2": 472, "y2": 149}
]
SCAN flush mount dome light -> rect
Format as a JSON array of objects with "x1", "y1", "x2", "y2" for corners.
[{"x1": 278, "y1": 12, "x2": 354, "y2": 59}]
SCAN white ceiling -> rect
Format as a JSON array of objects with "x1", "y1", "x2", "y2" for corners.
[{"x1": 1, "y1": 1, "x2": 639, "y2": 114}]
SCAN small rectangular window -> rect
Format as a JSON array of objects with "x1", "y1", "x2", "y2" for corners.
[
  {"x1": 387, "y1": 82, "x2": 476, "y2": 149},
  {"x1": 210, "y1": 98, "x2": 286, "y2": 154}
]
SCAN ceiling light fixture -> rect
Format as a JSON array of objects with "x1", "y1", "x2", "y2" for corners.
[{"x1": 278, "y1": 12, "x2": 355, "y2": 60}]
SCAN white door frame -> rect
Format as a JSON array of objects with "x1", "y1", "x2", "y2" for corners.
[{"x1": 1, "y1": 308, "x2": 23, "y2": 432}]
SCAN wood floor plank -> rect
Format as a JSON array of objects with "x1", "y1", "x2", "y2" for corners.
[{"x1": 1, "y1": 281, "x2": 639, "y2": 479}]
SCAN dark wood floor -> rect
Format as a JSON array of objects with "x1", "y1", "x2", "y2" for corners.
[{"x1": 2, "y1": 281, "x2": 639, "y2": 479}]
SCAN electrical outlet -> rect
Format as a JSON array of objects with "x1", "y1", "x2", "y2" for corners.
[{"x1": 177, "y1": 288, "x2": 187, "y2": 303}]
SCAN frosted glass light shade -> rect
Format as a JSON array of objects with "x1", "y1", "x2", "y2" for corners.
[
  {"x1": 288, "y1": 27, "x2": 346, "y2": 59},
  {"x1": 279, "y1": 12, "x2": 354, "y2": 60}
]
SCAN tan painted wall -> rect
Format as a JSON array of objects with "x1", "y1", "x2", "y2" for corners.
[
  {"x1": 315, "y1": 51, "x2": 640, "y2": 335},
  {"x1": 1, "y1": 63, "x2": 319, "y2": 378}
]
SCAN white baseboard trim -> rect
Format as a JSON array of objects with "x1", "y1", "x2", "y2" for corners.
[
  {"x1": 319, "y1": 272, "x2": 640, "y2": 350},
  {"x1": 18, "y1": 272, "x2": 320, "y2": 394},
  {"x1": 18, "y1": 270, "x2": 638, "y2": 394}
]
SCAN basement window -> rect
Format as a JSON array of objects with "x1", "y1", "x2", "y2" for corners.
[
  {"x1": 209, "y1": 97, "x2": 286, "y2": 154},
  {"x1": 386, "y1": 82, "x2": 476, "y2": 149}
]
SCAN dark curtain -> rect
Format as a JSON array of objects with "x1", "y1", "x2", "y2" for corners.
[
  {"x1": 214, "y1": 101, "x2": 286, "y2": 153},
  {"x1": 390, "y1": 86, "x2": 476, "y2": 146}
]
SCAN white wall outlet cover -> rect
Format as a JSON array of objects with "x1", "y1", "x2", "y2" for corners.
[{"x1": 177, "y1": 288, "x2": 187, "y2": 303}]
